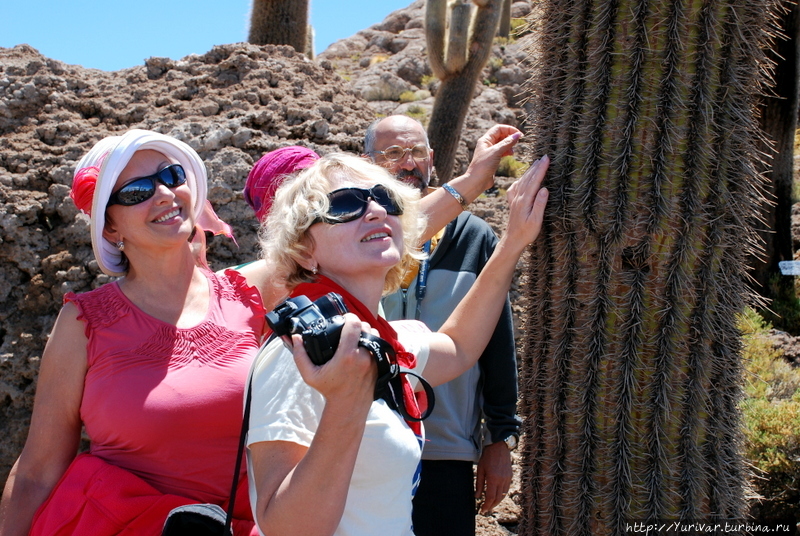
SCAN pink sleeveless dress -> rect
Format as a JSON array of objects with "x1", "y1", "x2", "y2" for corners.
[{"x1": 66, "y1": 268, "x2": 265, "y2": 504}]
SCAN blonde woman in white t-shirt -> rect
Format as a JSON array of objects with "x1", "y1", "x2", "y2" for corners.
[{"x1": 247, "y1": 153, "x2": 549, "y2": 536}]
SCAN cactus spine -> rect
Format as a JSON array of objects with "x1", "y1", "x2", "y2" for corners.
[
  {"x1": 518, "y1": 0, "x2": 778, "y2": 534},
  {"x1": 751, "y1": 2, "x2": 800, "y2": 302},
  {"x1": 425, "y1": 0, "x2": 502, "y2": 183}
]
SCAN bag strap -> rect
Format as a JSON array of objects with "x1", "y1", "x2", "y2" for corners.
[{"x1": 224, "y1": 333, "x2": 276, "y2": 534}]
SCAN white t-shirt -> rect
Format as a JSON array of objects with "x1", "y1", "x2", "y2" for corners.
[{"x1": 247, "y1": 320, "x2": 430, "y2": 536}]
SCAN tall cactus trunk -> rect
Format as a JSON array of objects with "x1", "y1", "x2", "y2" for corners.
[
  {"x1": 427, "y1": 66, "x2": 483, "y2": 189},
  {"x1": 248, "y1": 0, "x2": 309, "y2": 55},
  {"x1": 518, "y1": 0, "x2": 777, "y2": 534},
  {"x1": 425, "y1": 0, "x2": 502, "y2": 184}
]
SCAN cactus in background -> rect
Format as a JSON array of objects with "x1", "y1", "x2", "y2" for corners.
[
  {"x1": 249, "y1": 0, "x2": 312, "y2": 57},
  {"x1": 518, "y1": 0, "x2": 778, "y2": 534},
  {"x1": 497, "y1": 0, "x2": 512, "y2": 38},
  {"x1": 425, "y1": 0, "x2": 502, "y2": 183}
]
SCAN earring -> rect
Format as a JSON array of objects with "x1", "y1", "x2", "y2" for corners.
[
  {"x1": 311, "y1": 265, "x2": 318, "y2": 275},
  {"x1": 116, "y1": 241, "x2": 125, "y2": 251}
]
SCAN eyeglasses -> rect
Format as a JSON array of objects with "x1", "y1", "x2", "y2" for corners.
[
  {"x1": 107, "y1": 164, "x2": 187, "y2": 207},
  {"x1": 315, "y1": 184, "x2": 403, "y2": 224},
  {"x1": 371, "y1": 144, "x2": 430, "y2": 162}
]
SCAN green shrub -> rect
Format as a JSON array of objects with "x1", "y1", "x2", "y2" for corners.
[
  {"x1": 399, "y1": 91, "x2": 419, "y2": 103},
  {"x1": 496, "y1": 156, "x2": 529, "y2": 178},
  {"x1": 420, "y1": 74, "x2": 437, "y2": 89},
  {"x1": 405, "y1": 105, "x2": 428, "y2": 125},
  {"x1": 742, "y1": 398, "x2": 800, "y2": 523},
  {"x1": 488, "y1": 57, "x2": 504, "y2": 71},
  {"x1": 758, "y1": 275, "x2": 800, "y2": 335},
  {"x1": 369, "y1": 54, "x2": 390, "y2": 66},
  {"x1": 739, "y1": 308, "x2": 800, "y2": 523},
  {"x1": 510, "y1": 17, "x2": 529, "y2": 38}
]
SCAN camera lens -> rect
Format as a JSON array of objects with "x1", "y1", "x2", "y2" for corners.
[{"x1": 317, "y1": 293, "x2": 348, "y2": 318}]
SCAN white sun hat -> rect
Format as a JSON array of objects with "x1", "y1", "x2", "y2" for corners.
[{"x1": 73, "y1": 129, "x2": 208, "y2": 277}]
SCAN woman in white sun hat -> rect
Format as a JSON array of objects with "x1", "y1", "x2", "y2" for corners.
[{"x1": 0, "y1": 129, "x2": 263, "y2": 536}]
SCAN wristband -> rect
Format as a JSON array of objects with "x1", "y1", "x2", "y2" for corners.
[
  {"x1": 442, "y1": 183, "x2": 468, "y2": 210},
  {"x1": 503, "y1": 434, "x2": 519, "y2": 451}
]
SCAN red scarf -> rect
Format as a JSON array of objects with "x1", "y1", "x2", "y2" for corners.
[{"x1": 292, "y1": 275, "x2": 425, "y2": 435}]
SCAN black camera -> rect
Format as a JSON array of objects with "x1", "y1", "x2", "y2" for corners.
[
  {"x1": 266, "y1": 292, "x2": 435, "y2": 419},
  {"x1": 266, "y1": 293, "x2": 348, "y2": 366}
]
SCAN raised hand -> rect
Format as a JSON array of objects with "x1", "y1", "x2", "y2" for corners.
[
  {"x1": 463, "y1": 125, "x2": 523, "y2": 192},
  {"x1": 502, "y1": 154, "x2": 549, "y2": 253}
]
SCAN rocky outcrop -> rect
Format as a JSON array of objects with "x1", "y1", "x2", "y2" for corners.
[{"x1": 0, "y1": 41, "x2": 376, "y2": 480}]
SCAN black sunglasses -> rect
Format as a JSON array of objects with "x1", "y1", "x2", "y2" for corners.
[
  {"x1": 315, "y1": 184, "x2": 403, "y2": 224},
  {"x1": 107, "y1": 164, "x2": 187, "y2": 207}
]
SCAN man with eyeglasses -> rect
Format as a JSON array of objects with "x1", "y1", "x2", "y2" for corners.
[{"x1": 364, "y1": 116, "x2": 520, "y2": 536}]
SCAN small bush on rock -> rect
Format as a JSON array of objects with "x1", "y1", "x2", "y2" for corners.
[
  {"x1": 740, "y1": 308, "x2": 800, "y2": 525},
  {"x1": 496, "y1": 156, "x2": 528, "y2": 178}
]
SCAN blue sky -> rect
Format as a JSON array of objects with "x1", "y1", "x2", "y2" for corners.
[{"x1": 1, "y1": 0, "x2": 413, "y2": 72}]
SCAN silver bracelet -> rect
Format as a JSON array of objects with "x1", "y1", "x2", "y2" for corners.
[{"x1": 442, "y1": 183, "x2": 468, "y2": 210}]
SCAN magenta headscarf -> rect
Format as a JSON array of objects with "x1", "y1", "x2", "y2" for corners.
[{"x1": 244, "y1": 146, "x2": 320, "y2": 222}]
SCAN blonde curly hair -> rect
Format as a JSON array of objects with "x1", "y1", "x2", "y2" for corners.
[{"x1": 259, "y1": 153, "x2": 427, "y2": 295}]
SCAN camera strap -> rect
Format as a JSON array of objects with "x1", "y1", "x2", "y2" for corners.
[
  {"x1": 359, "y1": 332, "x2": 435, "y2": 422},
  {"x1": 358, "y1": 332, "x2": 400, "y2": 397},
  {"x1": 413, "y1": 241, "x2": 431, "y2": 321},
  {"x1": 384, "y1": 371, "x2": 435, "y2": 422}
]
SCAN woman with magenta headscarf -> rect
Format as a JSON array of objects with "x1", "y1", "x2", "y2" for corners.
[
  {"x1": 0, "y1": 130, "x2": 264, "y2": 536},
  {"x1": 244, "y1": 145, "x2": 320, "y2": 224}
]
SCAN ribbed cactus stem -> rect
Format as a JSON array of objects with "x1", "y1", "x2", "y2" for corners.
[
  {"x1": 425, "y1": 0, "x2": 502, "y2": 183},
  {"x1": 248, "y1": 0, "x2": 310, "y2": 54},
  {"x1": 497, "y1": 0, "x2": 512, "y2": 37},
  {"x1": 446, "y1": 3, "x2": 472, "y2": 73},
  {"x1": 425, "y1": 0, "x2": 449, "y2": 78},
  {"x1": 518, "y1": 0, "x2": 777, "y2": 533}
]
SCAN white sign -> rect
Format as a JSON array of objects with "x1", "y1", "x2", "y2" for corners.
[{"x1": 779, "y1": 261, "x2": 800, "y2": 276}]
